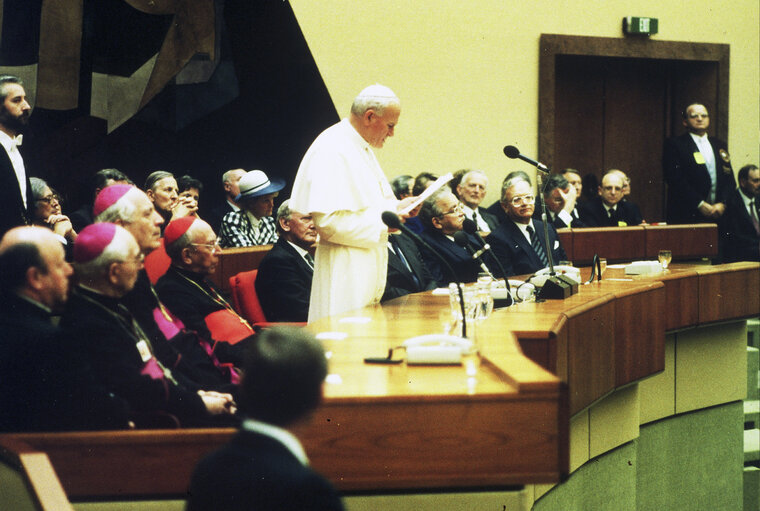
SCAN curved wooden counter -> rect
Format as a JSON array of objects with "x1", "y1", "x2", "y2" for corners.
[{"x1": 0, "y1": 262, "x2": 757, "y2": 505}]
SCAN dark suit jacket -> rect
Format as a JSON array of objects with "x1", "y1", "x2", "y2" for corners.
[
  {"x1": 187, "y1": 429, "x2": 344, "y2": 511},
  {"x1": 418, "y1": 229, "x2": 497, "y2": 286},
  {"x1": 663, "y1": 132, "x2": 736, "y2": 224},
  {"x1": 467, "y1": 206, "x2": 500, "y2": 232},
  {"x1": 722, "y1": 189, "x2": 760, "y2": 262},
  {"x1": 579, "y1": 197, "x2": 643, "y2": 227},
  {"x1": 490, "y1": 219, "x2": 567, "y2": 277},
  {"x1": 0, "y1": 293, "x2": 130, "y2": 432},
  {"x1": 255, "y1": 238, "x2": 314, "y2": 322},
  {"x1": 382, "y1": 232, "x2": 437, "y2": 301},
  {"x1": 206, "y1": 201, "x2": 236, "y2": 234},
  {"x1": 0, "y1": 145, "x2": 33, "y2": 238},
  {"x1": 533, "y1": 206, "x2": 586, "y2": 229},
  {"x1": 486, "y1": 201, "x2": 509, "y2": 226}
]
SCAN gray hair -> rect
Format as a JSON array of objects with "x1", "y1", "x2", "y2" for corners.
[
  {"x1": 276, "y1": 199, "x2": 293, "y2": 225},
  {"x1": 222, "y1": 168, "x2": 245, "y2": 184},
  {"x1": 29, "y1": 177, "x2": 49, "y2": 200},
  {"x1": 418, "y1": 188, "x2": 451, "y2": 229},
  {"x1": 72, "y1": 224, "x2": 135, "y2": 283},
  {"x1": 501, "y1": 171, "x2": 532, "y2": 203},
  {"x1": 144, "y1": 170, "x2": 174, "y2": 192},
  {"x1": 460, "y1": 169, "x2": 488, "y2": 187},
  {"x1": 350, "y1": 84, "x2": 400, "y2": 117}
]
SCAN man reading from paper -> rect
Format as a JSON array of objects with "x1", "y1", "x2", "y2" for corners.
[{"x1": 290, "y1": 84, "x2": 415, "y2": 322}]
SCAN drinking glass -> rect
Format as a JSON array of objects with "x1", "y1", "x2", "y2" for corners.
[{"x1": 658, "y1": 250, "x2": 672, "y2": 270}]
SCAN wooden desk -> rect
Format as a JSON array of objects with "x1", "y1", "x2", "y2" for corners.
[
  {"x1": 557, "y1": 224, "x2": 718, "y2": 264},
  {"x1": 1, "y1": 262, "x2": 757, "y2": 504}
]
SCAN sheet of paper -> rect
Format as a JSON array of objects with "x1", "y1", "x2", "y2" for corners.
[{"x1": 399, "y1": 172, "x2": 454, "y2": 215}]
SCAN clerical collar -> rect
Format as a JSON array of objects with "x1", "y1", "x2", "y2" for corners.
[
  {"x1": 242, "y1": 418, "x2": 309, "y2": 466},
  {"x1": 173, "y1": 265, "x2": 207, "y2": 284},
  {"x1": 75, "y1": 284, "x2": 122, "y2": 308}
]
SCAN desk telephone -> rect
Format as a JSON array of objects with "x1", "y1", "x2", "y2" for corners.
[{"x1": 402, "y1": 334, "x2": 473, "y2": 365}]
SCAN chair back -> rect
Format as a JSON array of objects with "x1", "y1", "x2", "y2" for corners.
[{"x1": 229, "y1": 269, "x2": 267, "y2": 323}]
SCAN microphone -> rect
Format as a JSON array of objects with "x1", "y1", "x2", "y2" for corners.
[
  {"x1": 453, "y1": 231, "x2": 493, "y2": 278},
  {"x1": 382, "y1": 211, "x2": 468, "y2": 336},
  {"x1": 461, "y1": 219, "x2": 511, "y2": 294},
  {"x1": 503, "y1": 145, "x2": 550, "y2": 174}
]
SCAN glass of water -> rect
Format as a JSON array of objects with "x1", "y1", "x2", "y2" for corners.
[{"x1": 658, "y1": 250, "x2": 672, "y2": 270}]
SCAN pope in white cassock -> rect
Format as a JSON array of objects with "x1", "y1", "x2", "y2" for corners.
[{"x1": 290, "y1": 85, "x2": 415, "y2": 322}]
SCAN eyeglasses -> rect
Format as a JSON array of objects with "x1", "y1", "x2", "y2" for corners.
[
  {"x1": 191, "y1": 240, "x2": 221, "y2": 250},
  {"x1": 437, "y1": 203, "x2": 463, "y2": 217},
  {"x1": 509, "y1": 194, "x2": 535, "y2": 206},
  {"x1": 36, "y1": 194, "x2": 60, "y2": 204},
  {"x1": 688, "y1": 113, "x2": 709, "y2": 119}
]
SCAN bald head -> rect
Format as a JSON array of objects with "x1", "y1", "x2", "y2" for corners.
[{"x1": 0, "y1": 226, "x2": 73, "y2": 310}]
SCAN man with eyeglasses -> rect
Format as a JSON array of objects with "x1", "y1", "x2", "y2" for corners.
[
  {"x1": 490, "y1": 177, "x2": 567, "y2": 277},
  {"x1": 418, "y1": 188, "x2": 497, "y2": 285},
  {"x1": 579, "y1": 170, "x2": 643, "y2": 227},
  {"x1": 158, "y1": 217, "x2": 255, "y2": 363},
  {"x1": 0, "y1": 76, "x2": 34, "y2": 238},
  {"x1": 663, "y1": 103, "x2": 735, "y2": 224}
]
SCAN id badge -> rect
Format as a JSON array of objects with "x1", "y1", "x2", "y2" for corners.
[
  {"x1": 136, "y1": 340, "x2": 152, "y2": 362},
  {"x1": 693, "y1": 151, "x2": 706, "y2": 164}
]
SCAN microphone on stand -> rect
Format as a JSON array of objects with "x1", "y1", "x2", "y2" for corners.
[
  {"x1": 382, "y1": 211, "x2": 468, "y2": 336},
  {"x1": 503, "y1": 145, "x2": 551, "y2": 176},
  {"x1": 461, "y1": 219, "x2": 512, "y2": 305},
  {"x1": 453, "y1": 231, "x2": 493, "y2": 278}
]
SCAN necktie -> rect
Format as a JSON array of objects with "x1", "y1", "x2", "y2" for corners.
[
  {"x1": 304, "y1": 253, "x2": 314, "y2": 268},
  {"x1": 608, "y1": 207, "x2": 618, "y2": 226},
  {"x1": 390, "y1": 236, "x2": 420, "y2": 289},
  {"x1": 527, "y1": 225, "x2": 549, "y2": 267}
]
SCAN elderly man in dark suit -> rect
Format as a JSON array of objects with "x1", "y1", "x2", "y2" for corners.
[
  {"x1": 382, "y1": 230, "x2": 437, "y2": 301},
  {"x1": 187, "y1": 327, "x2": 344, "y2": 511},
  {"x1": 722, "y1": 164, "x2": 760, "y2": 262},
  {"x1": 663, "y1": 103, "x2": 736, "y2": 224},
  {"x1": 418, "y1": 188, "x2": 498, "y2": 285},
  {"x1": 0, "y1": 76, "x2": 34, "y2": 238},
  {"x1": 490, "y1": 176, "x2": 567, "y2": 277},
  {"x1": 579, "y1": 170, "x2": 643, "y2": 227},
  {"x1": 255, "y1": 199, "x2": 317, "y2": 322}
]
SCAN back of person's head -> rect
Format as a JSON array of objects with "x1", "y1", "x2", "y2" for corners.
[
  {"x1": 163, "y1": 216, "x2": 201, "y2": 261},
  {"x1": 72, "y1": 223, "x2": 136, "y2": 284},
  {"x1": 275, "y1": 199, "x2": 293, "y2": 233},
  {"x1": 29, "y1": 177, "x2": 48, "y2": 200},
  {"x1": 93, "y1": 168, "x2": 131, "y2": 194},
  {"x1": 178, "y1": 175, "x2": 203, "y2": 194},
  {"x1": 390, "y1": 175, "x2": 413, "y2": 200},
  {"x1": 0, "y1": 239, "x2": 45, "y2": 294},
  {"x1": 240, "y1": 327, "x2": 328, "y2": 427},
  {"x1": 412, "y1": 172, "x2": 438, "y2": 196}
]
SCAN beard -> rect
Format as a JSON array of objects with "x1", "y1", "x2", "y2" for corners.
[{"x1": 0, "y1": 106, "x2": 29, "y2": 134}]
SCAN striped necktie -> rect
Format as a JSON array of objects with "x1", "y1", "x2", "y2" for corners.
[{"x1": 527, "y1": 225, "x2": 549, "y2": 267}]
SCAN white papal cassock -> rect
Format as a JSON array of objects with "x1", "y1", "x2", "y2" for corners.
[{"x1": 290, "y1": 119, "x2": 397, "y2": 322}]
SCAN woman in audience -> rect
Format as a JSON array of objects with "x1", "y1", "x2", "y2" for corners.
[
  {"x1": 30, "y1": 177, "x2": 77, "y2": 247},
  {"x1": 144, "y1": 171, "x2": 197, "y2": 232}
]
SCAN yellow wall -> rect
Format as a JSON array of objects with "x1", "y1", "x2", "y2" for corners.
[{"x1": 289, "y1": 0, "x2": 760, "y2": 206}]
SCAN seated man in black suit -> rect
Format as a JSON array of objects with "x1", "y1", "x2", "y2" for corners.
[
  {"x1": 454, "y1": 169, "x2": 499, "y2": 236},
  {"x1": 0, "y1": 226, "x2": 130, "y2": 432},
  {"x1": 722, "y1": 164, "x2": 760, "y2": 262},
  {"x1": 187, "y1": 326, "x2": 344, "y2": 511},
  {"x1": 383, "y1": 230, "x2": 437, "y2": 301},
  {"x1": 418, "y1": 188, "x2": 498, "y2": 285},
  {"x1": 255, "y1": 199, "x2": 316, "y2": 322},
  {"x1": 541, "y1": 174, "x2": 585, "y2": 228},
  {"x1": 490, "y1": 176, "x2": 567, "y2": 277},
  {"x1": 579, "y1": 170, "x2": 643, "y2": 227}
]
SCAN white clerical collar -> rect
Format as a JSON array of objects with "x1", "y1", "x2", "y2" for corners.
[{"x1": 242, "y1": 418, "x2": 309, "y2": 466}]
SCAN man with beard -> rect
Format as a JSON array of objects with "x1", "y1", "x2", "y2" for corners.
[{"x1": 0, "y1": 76, "x2": 34, "y2": 238}]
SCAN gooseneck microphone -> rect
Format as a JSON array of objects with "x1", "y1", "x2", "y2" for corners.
[
  {"x1": 503, "y1": 145, "x2": 550, "y2": 174},
  {"x1": 461, "y1": 219, "x2": 511, "y2": 294},
  {"x1": 453, "y1": 231, "x2": 493, "y2": 278},
  {"x1": 382, "y1": 211, "x2": 467, "y2": 336}
]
